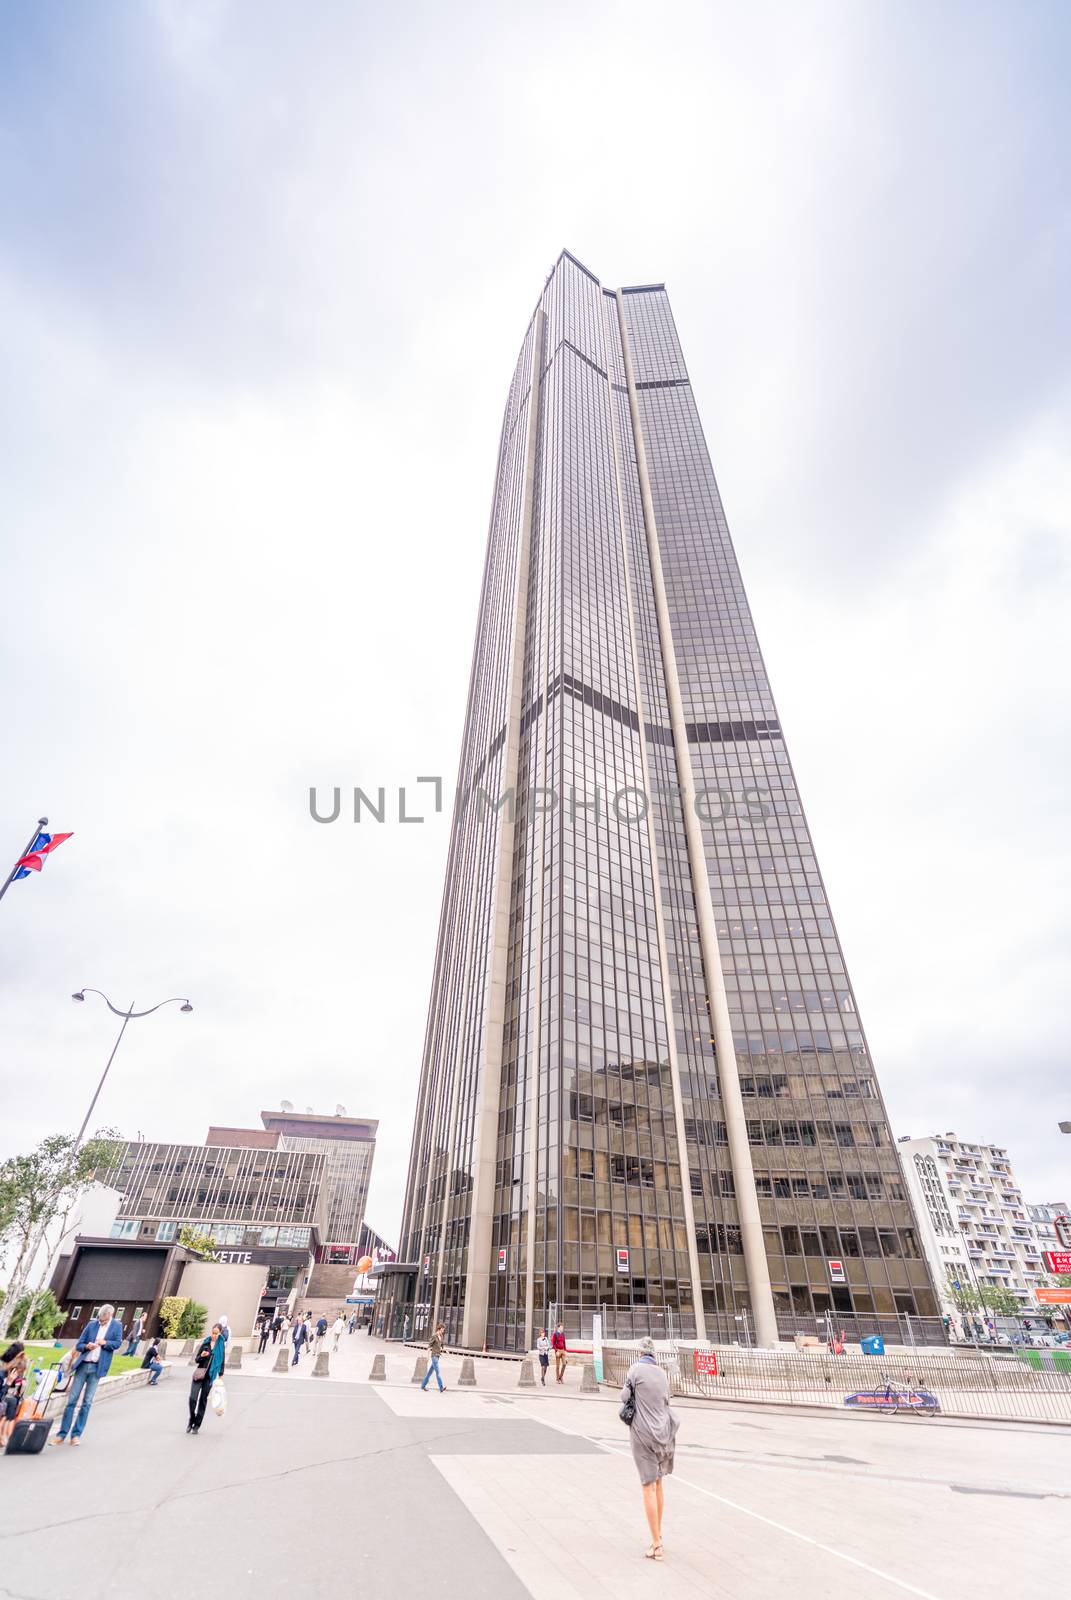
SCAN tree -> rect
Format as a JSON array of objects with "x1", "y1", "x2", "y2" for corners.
[
  {"x1": 0, "y1": 1287, "x2": 65, "y2": 1340},
  {"x1": 978, "y1": 1285, "x2": 1022, "y2": 1319},
  {"x1": 0, "y1": 1129, "x2": 123, "y2": 1342},
  {"x1": 945, "y1": 1275, "x2": 981, "y2": 1316},
  {"x1": 159, "y1": 1297, "x2": 190, "y2": 1339},
  {"x1": 177, "y1": 1301, "x2": 208, "y2": 1339}
]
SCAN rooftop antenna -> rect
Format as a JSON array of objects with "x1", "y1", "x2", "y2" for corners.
[
  {"x1": 281, "y1": 1099, "x2": 294, "y2": 1112},
  {"x1": 335, "y1": 1103, "x2": 347, "y2": 1116}
]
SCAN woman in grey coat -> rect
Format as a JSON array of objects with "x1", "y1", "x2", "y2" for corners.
[{"x1": 621, "y1": 1336, "x2": 679, "y2": 1560}]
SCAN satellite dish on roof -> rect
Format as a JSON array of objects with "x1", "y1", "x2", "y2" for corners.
[
  {"x1": 305, "y1": 1106, "x2": 314, "y2": 1114},
  {"x1": 335, "y1": 1104, "x2": 347, "y2": 1116},
  {"x1": 281, "y1": 1100, "x2": 294, "y2": 1112}
]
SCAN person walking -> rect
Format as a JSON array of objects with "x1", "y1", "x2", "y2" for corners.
[
  {"x1": 535, "y1": 1329, "x2": 551, "y2": 1385},
  {"x1": 257, "y1": 1315, "x2": 271, "y2": 1355},
  {"x1": 621, "y1": 1337, "x2": 679, "y2": 1561},
  {"x1": 313, "y1": 1314, "x2": 328, "y2": 1355},
  {"x1": 270, "y1": 1312, "x2": 283, "y2": 1345},
  {"x1": 0, "y1": 1343, "x2": 27, "y2": 1449},
  {"x1": 420, "y1": 1324, "x2": 446, "y2": 1393},
  {"x1": 552, "y1": 1322, "x2": 568, "y2": 1384},
  {"x1": 218, "y1": 1314, "x2": 231, "y2": 1345},
  {"x1": 187, "y1": 1323, "x2": 227, "y2": 1434},
  {"x1": 50, "y1": 1303, "x2": 124, "y2": 1447},
  {"x1": 348, "y1": 1313, "x2": 357, "y2": 1335},
  {"x1": 291, "y1": 1315, "x2": 309, "y2": 1366},
  {"x1": 141, "y1": 1338, "x2": 164, "y2": 1387},
  {"x1": 331, "y1": 1314, "x2": 345, "y2": 1352},
  {"x1": 124, "y1": 1311, "x2": 145, "y2": 1357}
]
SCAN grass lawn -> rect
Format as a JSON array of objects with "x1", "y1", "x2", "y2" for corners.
[{"x1": 25, "y1": 1343, "x2": 145, "y2": 1377}]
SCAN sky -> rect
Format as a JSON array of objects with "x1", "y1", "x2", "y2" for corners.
[{"x1": 1, "y1": 0, "x2": 1069, "y2": 1243}]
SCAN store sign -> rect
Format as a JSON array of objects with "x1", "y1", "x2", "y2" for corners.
[
  {"x1": 497, "y1": 1248, "x2": 507, "y2": 1272},
  {"x1": 1035, "y1": 1287, "x2": 1071, "y2": 1305},
  {"x1": 828, "y1": 1259, "x2": 846, "y2": 1284},
  {"x1": 694, "y1": 1349, "x2": 718, "y2": 1376},
  {"x1": 1043, "y1": 1250, "x2": 1071, "y2": 1275},
  {"x1": 616, "y1": 1247, "x2": 630, "y2": 1274},
  {"x1": 209, "y1": 1250, "x2": 253, "y2": 1266}
]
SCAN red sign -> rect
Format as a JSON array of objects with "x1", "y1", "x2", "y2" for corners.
[
  {"x1": 616, "y1": 1247, "x2": 630, "y2": 1274},
  {"x1": 828, "y1": 1259, "x2": 846, "y2": 1284},
  {"x1": 694, "y1": 1349, "x2": 718, "y2": 1376},
  {"x1": 497, "y1": 1248, "x2": 507, "y2": 1272},
  {"x1": 1043, "y1": 1251, "x2": 1071, "y2": 1275}
]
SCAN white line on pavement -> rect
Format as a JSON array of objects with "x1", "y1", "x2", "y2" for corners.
[{"x1": 589, "y1": 1436, "x2": 947, "y2": 1600}]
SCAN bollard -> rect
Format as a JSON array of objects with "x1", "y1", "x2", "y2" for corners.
[
  {"x1": 313, "y1": 1351, "x2": 330, "y2": 1378},
  {"x1": 369, "y1": 1353, "x2": 386, "y2": 1382},
  {"x1": 518, "y1": 1357, "x2": 536, "y2": 1388},
  {"x1": 273, "y1": 1346, "x2": 291, "y2": 1374},
  {"x1": 580, "y1": 1362, "x2": 598, "y2": 1394},
  {"x1": 181, "y1": 1340, "x2": 196, "y2": 1357},
  {"x1": 226, "y1": 1344, "x2": 243, "y2": 1370},
  {"x1": 458, "y1": 1355, "x2": 477, "y2": 1387},
  {"x1": 411, "y1": 1355, "x2": 428, "y2": 1385}
]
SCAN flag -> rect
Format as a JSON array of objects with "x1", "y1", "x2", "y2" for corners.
[{"x1": 13, "y1": 831, "x2": 73, "y2": 880}]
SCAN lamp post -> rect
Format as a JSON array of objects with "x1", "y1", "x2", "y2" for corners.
[{"x1": 71, "y1": 988, "x2": 193, "y2": 1144}]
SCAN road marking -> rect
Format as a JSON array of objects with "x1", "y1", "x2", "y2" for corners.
[{"x1": 589, "y1": 1436, "x2": 947, "y2": 1600}]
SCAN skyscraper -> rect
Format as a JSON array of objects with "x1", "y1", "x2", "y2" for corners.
[{"x1": 395, "y1": 251, "x2": 937, "y2": 1351}]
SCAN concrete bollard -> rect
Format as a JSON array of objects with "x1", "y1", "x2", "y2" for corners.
[
  {"x1": 313, "y1": 1351, "x2": 330, "y2": 1378},
  {"x1": 369, "y1": 1353, "x2": 386, "y2": 1382},
  {"x1": 580, "y1": 1362, "x2": 598, "y2": 1394},
  {"x1": 181, "y1": 1340, "x2": 196, "y2": 1357},
  {"x1": 518, "y1": 1357, "x2": 536, "y2": 1388},
  {"x1": 273, "y1": 1346, "x2": 291, "y2": 1374},
  {"x1": 411, "y1": 1355, "x2": 428, "y2": 1385},
  {"x1": 458, "y1": 1355, "x2": 477, "y2": 1387},
  {"x1": 226, "y1": 1344, "x2": 243, "y2": 1370}
]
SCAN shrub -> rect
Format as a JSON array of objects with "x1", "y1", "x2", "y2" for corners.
[
  {"x1": 6, "y1": 1289, "x2": 65, "y2": 1339},
  {"x1": 177, "y1": 1300, "x2": 208, "y2": 1338},
  {"x1": 159, "y1": 1296, "x2": 189, "y2": 1339}
]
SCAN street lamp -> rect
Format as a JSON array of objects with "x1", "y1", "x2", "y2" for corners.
[{"x1": 71, "y1": 988, "x2": 193, "y2": 1144}]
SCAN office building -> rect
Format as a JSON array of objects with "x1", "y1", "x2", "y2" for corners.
[{"x1": 394, "y1": 250, "x2": 936, "y2": 1352}]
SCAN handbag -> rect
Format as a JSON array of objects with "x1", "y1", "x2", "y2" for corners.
[{"x1": 619, "y1": 1378, "x2": 636, "y2": 1427}]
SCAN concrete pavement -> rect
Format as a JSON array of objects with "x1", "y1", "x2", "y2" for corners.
[{"x1": 1, "y1": 1332, "x2": 1067, "y2": 1599}]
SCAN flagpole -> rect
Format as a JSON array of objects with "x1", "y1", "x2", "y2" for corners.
[{"x1": 0, "y1": 816, "x2": 48, "y2": 907}]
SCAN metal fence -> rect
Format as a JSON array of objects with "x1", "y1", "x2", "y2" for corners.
[{"x1": 602, "y1": 1342, "x2": 1071, "y2": 1425}]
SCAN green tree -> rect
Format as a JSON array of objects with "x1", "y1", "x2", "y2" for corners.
[
  {"x1": 0, "y1": 1128, "x2": 123, "y2": 1341},
  {"x1": 159, "y1": 1296, "x2": 190, "y2": 1339},
  {"x1": 945, "y1": 1275, "x2": 981, "y2": 1316},
  {"x1": 978, "y1": 1285, "x2": 1022, "y2": 1319},
  {"x1": 2, "y1": 1287, "x2": 66, "y2": 1339}
]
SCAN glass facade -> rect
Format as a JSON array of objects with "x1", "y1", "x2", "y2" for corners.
[{"x1": 398, "y1": 251, "x2": 937, "y2": 1350}]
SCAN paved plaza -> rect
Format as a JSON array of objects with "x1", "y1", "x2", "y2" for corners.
[{"x1": 1, "y1": 1335, "x2": 1067, "y2": 1599}]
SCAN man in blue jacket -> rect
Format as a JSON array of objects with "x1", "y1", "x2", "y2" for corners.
[{"x1": 50, "y1": 1303, "x2": 123, "y2": 1446}]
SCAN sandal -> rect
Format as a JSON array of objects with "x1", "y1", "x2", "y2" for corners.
[{"x1": 645, "y1": 1544, "x2": 664, "y2": 1561}]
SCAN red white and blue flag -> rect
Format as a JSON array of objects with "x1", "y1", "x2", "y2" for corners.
[{"x1": 13, "y1": 830, "x2": 73, "y2": 880}]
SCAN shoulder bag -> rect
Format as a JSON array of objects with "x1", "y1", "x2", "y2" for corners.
[{"x1": 619, "y1": 1377, "x2": 636, "y2": 1427}]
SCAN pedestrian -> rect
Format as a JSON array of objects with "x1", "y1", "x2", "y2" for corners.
[
  {"x1": 187, "y1": 1323, "x2": 227, "y2": 1434},
  {"x1": 420, "y1": 1323, "x2": 446, "y2": 1393},
  {"x1": 535, "y1": 1328, "x2": 551, "y2": 1385},
  {"x1": 124, "y1": 1311, "x2": 146, "y2": 1357},
  {"x1": 621, "y1": 1337, "x2": 679, "y2": 1562},
  {"x1": 219, "y1": 1314, "x2": 231, "y2": 1344},
  {"x1": 0, "y1": 1342, "x2": 27, "y2": 1449},
  {"x1": 141, "y1": 1338, "x2": 164, "y2": 1387},
  {"x1": 50, "y1": 1302, "x2": 124, "y2": 1447},
  {"x1": 291, "y1": 1315, "x2": 309, "y2": 1366},
  {"x1": 348, "y1": 1313, "x2": 357, "y2": 1335},
  {"x1": 271, "y1": 1312, "x2": 283, "y2": 1345},
  {"x1": 552, "y1": 1322, "x2": 567, "y2": 1383},
  {"x1": 331, "y1": 1314, "x2": 345, "y2": 1352},
  {"x1": 258, "y1": 1316, "x2": 271, "y2": 1355},
  {"x1": 314, "y1": 1314, "x2": 328, "y2": 1354}
]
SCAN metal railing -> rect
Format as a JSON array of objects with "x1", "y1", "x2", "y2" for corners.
[{"x1": 601, "y1": 1343, "x2": 1071, "y2": 1424}]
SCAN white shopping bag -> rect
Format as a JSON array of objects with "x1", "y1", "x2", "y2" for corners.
[{"x1": 209, "y1": 1378, "x2": 227, "y2": 1417}]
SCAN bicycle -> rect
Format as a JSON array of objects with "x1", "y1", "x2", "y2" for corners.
[{"x1": 844, "y1": 1371, "x2": 940, "y2": 1416}]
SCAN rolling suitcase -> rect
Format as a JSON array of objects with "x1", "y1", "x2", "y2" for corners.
[{"x1": 5, "y1": 1415, "x2": 53, "y2": 1454}]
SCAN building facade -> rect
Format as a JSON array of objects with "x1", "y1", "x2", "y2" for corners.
[
  {"x1": 101, "y1": 1139, "x2": 328, "y2": 1316},
  {"x1": 1027, "y1": 1202, "x2": 1071, "y2": 1264},
  {"x1": 898, "y1": 1133, "x2": 1046, "y2": 1319},
  {"x1": 396, "y1": 250, "x2": 936, "y2": 1352},
  {"x1": 259, "y1": 1109, "x2": 377, "y2": 1266}
]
